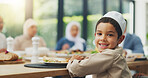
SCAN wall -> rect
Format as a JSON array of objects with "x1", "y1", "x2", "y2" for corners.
[
  {"x1": 135, "y1": 0, "x2": 148, "y2": 55},
  {"x1": 135, "y1": 0, "x2": 146, "y2": 46}
]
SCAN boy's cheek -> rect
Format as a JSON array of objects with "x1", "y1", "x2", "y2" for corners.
[{"x1": 95, "y1": 37, "x2": 99, "y2": 47}]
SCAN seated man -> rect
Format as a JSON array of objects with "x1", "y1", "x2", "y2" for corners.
[
  {"x1": 121, "y1": 33, "x2": 144, "y2": 54},
  {"x1": 119, "y1": 19, "x2": 144, "y2": 54},
  {"x1": 0, "y1": 16, "x2": 7, "y2": 52}
]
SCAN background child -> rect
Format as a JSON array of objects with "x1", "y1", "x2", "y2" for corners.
[
  {"x1": 67, "y1": 11, "x2": 132, "y2": 78},
  {"x1": 13, "y1": 18, "x2": 46, "y2": 51},
  {"x1": 0, "y1": 16, "x2": 7, "y2": 51},
  {"x1": 56, "y1": 21, "x2": 86, "y2": 51}
]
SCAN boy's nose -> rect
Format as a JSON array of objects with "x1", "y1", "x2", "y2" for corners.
[{"x1": 100, "y1": 35, "x2": 106, "y2": 41}]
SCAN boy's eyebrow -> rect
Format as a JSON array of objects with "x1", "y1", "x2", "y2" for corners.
[
  {"x1": 96, "y1": 30, "x2": 102, "y2": 32},
  {"x1": 107, "y1": 31, "x2": 115, "y2": 33},
  {"x1": 96, "y1": 30, "x2": 115, "y2": 33}
]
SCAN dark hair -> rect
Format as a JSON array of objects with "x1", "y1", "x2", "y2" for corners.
[
  {"x1": 95, "y1": 17, "x2": 122, "y2": 39},
  {"x1": 124, "y1": 19, "x2": 127, "y2": 26}
]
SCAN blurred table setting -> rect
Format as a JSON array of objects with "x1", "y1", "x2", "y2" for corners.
[
  {"x1": 1, "y1": 47, "x2": 148, "y2": 78},
  {"x1": 0, "y1": 36, "x2": 148, "y2": 77}
]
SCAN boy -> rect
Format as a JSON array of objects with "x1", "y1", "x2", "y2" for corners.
[{"x1": 67, "y1": 11, "x2": 132, "y2": 78}]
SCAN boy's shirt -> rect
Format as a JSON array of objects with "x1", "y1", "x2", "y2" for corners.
[{"x1": 66, "y1": 47, "x2": 132, "y2": 78}]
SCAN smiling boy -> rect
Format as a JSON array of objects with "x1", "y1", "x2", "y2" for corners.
[{"x1": 67, "y1": 11, "x2": 132, "y2": 78}]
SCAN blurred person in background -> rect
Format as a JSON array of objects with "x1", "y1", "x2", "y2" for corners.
[
  {"x1": 13, "y1": 18, "x2": 46, "y2": 51},
  {"x1": 55, "y1": 21, "x2": 86, "y2": 78},
  {"x1": 119, "y1": 19, "x2": 144, "y2": 55},
  {"x1": 0, "y1": 16, "x2": 7, "y2": 52},
  {"x1": 120, "y1": 19, "x2": 146, "y2": 77},
  {"x1": 56, "y1": 21, "x2": 86, "y2": 51}
]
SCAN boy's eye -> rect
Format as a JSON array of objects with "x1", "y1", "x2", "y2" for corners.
[
  {"x1": 107, "y1": 34, "x2": 114, "y2": 36},
  {"x1": 97, "y1": 33, "x2": 102, "y2": 36}
]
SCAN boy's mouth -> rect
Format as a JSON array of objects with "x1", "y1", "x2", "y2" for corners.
[{"x1": 98, "y1": 43, "x2": 109, "y2": 49}]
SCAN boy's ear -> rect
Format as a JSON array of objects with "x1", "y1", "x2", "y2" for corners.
[
  {"x1": 94, "y1": 33, "x2": 96, "y2": 36},
  {"x1": 118, "y1": 35, "x2": 125, "y2": 44}
]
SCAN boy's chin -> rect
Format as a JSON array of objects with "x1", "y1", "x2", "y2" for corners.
[
  {"x1": 98, "y1": 49, "x2": 104, "y2": 52},
  {"x1": 97, "y1": 47, "x2": 105, "y2": 52},
  {"x1": 97, "y1": 46, "x2": 111, "y2": 52},
  {"x1": 97, "y1": 47, "x2": 116, "y2": 52}
]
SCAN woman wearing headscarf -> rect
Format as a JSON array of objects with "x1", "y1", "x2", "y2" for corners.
[
  {"x1": 0, "y1": 16, "x2": 7, "y2": 52},
  {"x1": 56, "y1": 21, "x2": 86, "y2": 51},
  {"x1": 13, "y1": 18, "x2": 46, "y2": 51}
]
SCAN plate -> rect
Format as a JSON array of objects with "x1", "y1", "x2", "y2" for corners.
[
  {"x1": 55, "y1": 54, "x2": 72, "y2": 58},
  {"x1": 24, "y1": 63, "x2": 66, "y2": 68},
  {"x1": 134, "y1": 57, "x2": 147, "y2": 61},
  {"x1": 24, "y1": 57, "x2": 43, "y2": 61},
  {"x1": 55, "y1": 54, "x2": 87, "y2": 58},
  {"x1": 44, "y1": 62, "x2": 67, "y2": 66},
  {"x1": 0, "y1": 60, "x2": 25, "y2": 64},
  {"x1": 43, "y1": 57, "x2": 68, "y2": 66}
]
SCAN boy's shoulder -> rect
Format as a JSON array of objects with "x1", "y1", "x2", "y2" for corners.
[
  {"x1": 90, "y1": 47, "x2": 123, "y2": 59},
  {"x1": 101, "y1": 47, "x2": 123, "y2": 55}
]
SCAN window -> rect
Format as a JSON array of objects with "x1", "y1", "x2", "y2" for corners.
[
  {"x1": 63, "y1": 0, "x2": 83, "y2": 36},
  {"x1": 107, "y1": 0, "x2": 119, "y2": 12},
  {"x1": 33, "y1": 0, "x2": 58, "y2": 49},
  {"x1": 146, "y1": 3, "x2": 148, "y2": 45},
  {"x1": 123, "y1": 0, "x2": 133, "y2": 34},
  {"x1": 0, "y1": 0, "x2": 135, "y2": 50},
  {"x1": 0, "y1": 0, "x2": 25, "y2": 38},
  {"x1": 87, "y1": 0, "x2": 103, "y2": 50}
]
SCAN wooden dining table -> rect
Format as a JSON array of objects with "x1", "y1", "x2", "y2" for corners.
[
  {"x1": 127, "y1": 60, "x2": 148, "y2": 74},
  {"x1": 0, "y1": 60, "x2": 148, "y2": 78},
  {"x1": 0, "y1": 62, "x2": 69, "y2": 78}
]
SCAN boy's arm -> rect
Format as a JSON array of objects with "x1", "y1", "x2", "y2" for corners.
[{"x1": 66, "y1": 52, "x2": 118, "y2": 77}]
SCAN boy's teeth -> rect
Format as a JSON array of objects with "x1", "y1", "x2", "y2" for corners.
[{"x1": 100, "y1": 44, "x2": 107, "y2": 46}]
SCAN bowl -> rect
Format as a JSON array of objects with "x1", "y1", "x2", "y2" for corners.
[{"x1": 25, "y1": 47, "x2": 49, "y2": 57}]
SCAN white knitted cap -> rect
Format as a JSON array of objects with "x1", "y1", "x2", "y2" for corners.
[
  {"x1": 103, "y1": 11, "x2": 126, "y2": 34},
  {"x1": 23, "y1": 18, "x2": 37, "y2": 35}
]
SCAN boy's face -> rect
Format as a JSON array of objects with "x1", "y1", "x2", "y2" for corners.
[{"x1": 95, "y1": 23, "x2": 124, "y2": 52}]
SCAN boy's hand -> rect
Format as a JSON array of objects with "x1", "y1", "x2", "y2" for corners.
[
  {"x1": 122, "y1": 50, "x2": 127, "y2": 58},
  {"x1": 70, "y1": 55, "x2": 85, "y2": 61}
]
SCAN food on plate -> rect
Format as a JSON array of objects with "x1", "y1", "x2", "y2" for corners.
[
  {"x1": 125, "y1": 55, "x2": 136, "y2": 62},
  {"x1": 91, "y1": 51, "x2": 98, "y2": 54},
  {"x1": 55, "y1": 50, "x2": 84, "y2": 54},
  {"x1": 43, "y1": 56, "x2": 69, "y2": 63},
  {"x1": 71, "y1": 51, "x2": 83, "y2": 54},
  {"x1": 127, "y1": 56, "x2": 135, "y2": 58},
  {"x1": 0, "y1": 51, "x2": 19, "y2": 61},
  {"x1": 70, "y1": 49, "x2": 84, "y2": 54},
  {"x1": 0, "y1": 48, "x2": 7, "y2": 52},
  {"x1": 55, "y1": 50, "x2": 69, "y2": 54}
]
